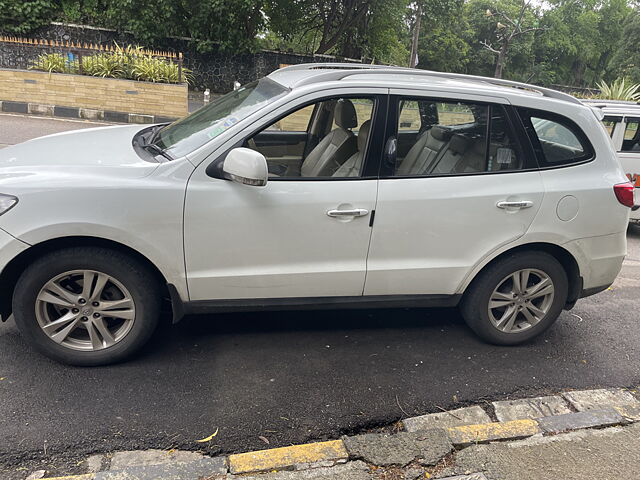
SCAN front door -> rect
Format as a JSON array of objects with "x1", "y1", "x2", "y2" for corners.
[
  {"x1": 184, "y1": 92, "x2": 386, "y2": 300},
  {"x1": 364, "y1": 92, "x2": 544, "y2": 296}
]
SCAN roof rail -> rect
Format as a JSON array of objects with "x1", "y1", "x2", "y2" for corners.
[
  {"x1": 581, "y1": 99, "x2": 639, "y2": 106},
  {"x1": 277, "y1": 63, "x2": 391, "y2": 72},
  {"x1": 278, "y1": 63, "x2": 582, "y2": 105}
]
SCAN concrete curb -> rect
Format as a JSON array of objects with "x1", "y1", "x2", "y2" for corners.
[
  {"x1": 0, "y1": 100, "x2": 177, "y2": 124},
  {"x1": 37, "y1": 387, "x2": 640, "y2": 480}
]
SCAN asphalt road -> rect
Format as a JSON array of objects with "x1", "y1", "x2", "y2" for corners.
[
  {"x1": 0, "y1": 113, "x2": 109, "y2": 148},
  {"x1": 1, "y1": 114, "x2": 640, "y2": 477}
]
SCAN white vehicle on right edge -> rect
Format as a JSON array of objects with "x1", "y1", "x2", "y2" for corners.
[{"x1": 581, "y1": 99, "x2": 640, "y2": 223}]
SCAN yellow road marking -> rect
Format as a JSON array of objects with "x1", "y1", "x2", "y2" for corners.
[
  {"x1": 448, "y1": 418, "x2": 541, "y2": 445},
  {"x1": 229, "y1": 439, "x2": 348, "y2": 474}
]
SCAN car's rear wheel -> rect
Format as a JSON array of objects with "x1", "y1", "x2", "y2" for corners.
[
  {"x1": 13, "y1": 247, "x2": 161, "y2": 366},
  {"x1": 461, "y1": 251, "x2": 568, "y2": 345}
]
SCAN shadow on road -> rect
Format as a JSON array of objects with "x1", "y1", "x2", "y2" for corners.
[
  {"x1": 1, "y1": 287, "x2": 639, "y2": 470},
  {"x1": 155, "y1": 306, "x2": 461, "y2": 339}
]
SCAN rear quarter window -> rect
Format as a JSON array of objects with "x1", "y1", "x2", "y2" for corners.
[{"x1": 518, "y1": 108, "x2": 594, "y2": 168}]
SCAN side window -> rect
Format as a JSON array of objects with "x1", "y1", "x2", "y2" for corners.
[
  {"x1": 331, "y1": 99, "x2": 374, "y2": 132},
  {"x1": 398, "y1": 100, "x2": 421, "y2": 131},
  {"x1": 602, "y1": 116, "x2": 622, "y2": 138},
  {"x1": 244, "y1": 97, "x2": 374, "y2": 179},
  {"x1": 622, "y1": 117, "x2": 640, "y2": 152},
  {"x1": 392, "y1": 98, "x2": 528, "y2": 177},
  {"x1": 266, "y1": 105, "x2": 315, "y2": 132},
  {"x1": 519, "y1": 109, "x2": 593, "y2": 167},
  {"x1": 436, "y1": 102, "x2": 475, "y2": 126}
]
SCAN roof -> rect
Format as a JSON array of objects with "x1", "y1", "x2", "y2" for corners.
[
  {"x1": 267, "y1": 63, "x2": 582, "y2": 105},
  {"x1": 581, "y1": 99, "x2": 640, "y2": 117}
]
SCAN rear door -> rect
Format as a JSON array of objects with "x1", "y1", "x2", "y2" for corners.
[{"x1": 364, "y1": 91, "x2": 544, "y2": 297}]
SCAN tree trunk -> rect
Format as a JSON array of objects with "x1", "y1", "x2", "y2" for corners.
[
  {"x1": 494, "y1": 44, "x2": 508, "y2": 78},
  {"x1": 409, "y1": 4, "x2": 422, "y2": 68},
  {"x1": 316, "y1": 1, "x2": 369, "y2": 54}
]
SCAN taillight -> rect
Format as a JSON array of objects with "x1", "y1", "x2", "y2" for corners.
[{"x1": 614, "y1": 182, "x2": 635, "y2": 208}]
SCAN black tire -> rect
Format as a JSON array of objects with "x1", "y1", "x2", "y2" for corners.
[
  {"x1": 13, "y1": 247, "x2": 161, "y2": 366},
  {"x1": 460, "y1": 251, "x2": 568, "y2": 345}
]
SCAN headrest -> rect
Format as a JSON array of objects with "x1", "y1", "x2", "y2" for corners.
[
  {"x1": 335, "y1": 99, "x2": 357, "y2": 129},
  {"x1": 449, "y1": 134, "x2": 469, "y2": 154},
  {"x1": 430, "y1": 126, "x2": 452, "y2": 141},
  {"x1": 357, "y1": 120, "x2": 371, "y2": 151}
]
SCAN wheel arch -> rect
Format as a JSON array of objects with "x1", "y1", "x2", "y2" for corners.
[
  {"x1": 0, "y1": 236, "x2": 173, "y2": 321},
  {"x1": 462, "y1": 242, "x2": 582, "y2": 309}
]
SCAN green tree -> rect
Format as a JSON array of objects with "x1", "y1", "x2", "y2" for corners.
[
  {"x1": 102, "y1": 0, "x2": 267, "y2": 52},
  {"x1": 534, "y1": 0, "x2": 630, "y2": 87},
  {"x1": 266, "y1": 0, "x2": 409, "y2": 63},
  {"x1": 465, "y1": 0, "x2": 543, "y2": 78},
  {"x1": 267, "y1": 0, "x2": 370, "y2": 55},
  {"x1": 0, "y1": 0, "x2": 56, "y2": 34},
  {"x1": 415, "y1": 0, "x2": 471, "y2": 73},
  {"x1": 610, "y1": 10, "x2": 640, "y2": 83}
]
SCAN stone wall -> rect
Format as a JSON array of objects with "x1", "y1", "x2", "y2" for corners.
[
  {"x1": 0, "y1": 68, "x2": 188, "y2": 117},
  {"x1": 0, "y1": 23, "x2": 363, "y2": 93}
]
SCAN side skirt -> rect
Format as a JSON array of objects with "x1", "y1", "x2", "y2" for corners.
[{"x1": 167, "y1": 284, "x2": 461, "y2": 323}]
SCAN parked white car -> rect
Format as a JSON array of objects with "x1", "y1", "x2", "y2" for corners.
[
  {"x1": 581, "y1": 99, "x2": 640, "y2": 223},
  {"x1": 0, "y1": 64, "x2": 633, "y2": 365}
]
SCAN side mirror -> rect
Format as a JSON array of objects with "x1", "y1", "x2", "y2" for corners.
[{"x1": 222, "y1": 148, "x2": 268, "y2": 187}]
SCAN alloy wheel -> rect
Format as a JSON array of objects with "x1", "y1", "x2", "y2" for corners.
[
  {"x1": 487, "y1": 268, "x2": 555, "y2": 333},
  {"x1": 35, "y1": 270, "x2": 136, "y2": 351}
]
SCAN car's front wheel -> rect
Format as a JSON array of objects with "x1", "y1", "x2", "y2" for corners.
[
  {"x1": 461, "y1": 251, "x2": 568, "y2": 345},
  {"x1": 13, "y1": 247, "x2": 161, "y2": 366}
]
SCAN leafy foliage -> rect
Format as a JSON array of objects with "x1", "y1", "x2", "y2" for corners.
[
  {"x1": 31, "y1": 49, "x2": 192, "y2": 84},
  {"x1": 4, "y1": 0, "x2": 640, "y2": 90},
  {"x1": 595, "y1": 77, "x2": 640, "y2": 101},
  {"x1": 0, "y1": 0, "x2": 55, "y2": 34},
  {"x1": 30, "y1": 52, "x2": 67, "y2": 73},
  {"x1": 611, "y1": 11, "x2": 640, "y2": 84}
]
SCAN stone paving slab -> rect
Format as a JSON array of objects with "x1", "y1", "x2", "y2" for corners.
[
  {"x1": 450, "y1": 424, "x2": 640, "y2": 480},
  {"x1": 614, "y1": 404, "x2": 640, "y2": 421},
  {"x1": 403, "y1": 406, "x2": 492, "y2": 432},
  {"x1": 537, "y1": 408, "x2": 627, "y2": 434},
  {"x1": 108, "y1": 450, "x2": 208, "y2": 470},
  {"x1": 562, "y1": 388, "x2": 639, "y2": 411},
  {"x1": 342, "y1": 430, "x2": 452, "y2": 467},
  {"x1": 492, "y1": 395, "x2": 571, "y2": 422},
  {"x1": 228, "y1": 461, "x2": 372, "y2": 480},
  {"x1": 92, "y1": 457, "x2": 227, "y2": 479}
]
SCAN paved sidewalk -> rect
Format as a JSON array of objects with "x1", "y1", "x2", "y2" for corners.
[{"x1": 447, "y1": 424, "x2": 640, "y2": 480}]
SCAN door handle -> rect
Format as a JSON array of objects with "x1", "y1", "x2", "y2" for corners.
[
  {"x1": 327, "y1": 208, "x2": 369, "y2": 217},
  {"x1": 496, "y1": 200, "x2": 533, "y2": 209}
]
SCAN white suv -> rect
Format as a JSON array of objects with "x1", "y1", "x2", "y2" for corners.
[
  {"x1": 0, "y1": 64, "x2": 633, "y2": 365},
  {"x1": 581, "y1": 99, "x2": 640, "y2": 223}
]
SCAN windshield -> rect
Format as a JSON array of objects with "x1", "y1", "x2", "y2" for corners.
[{"x1": 153, "y1": 78, "x2": 289, "y2": 158}]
